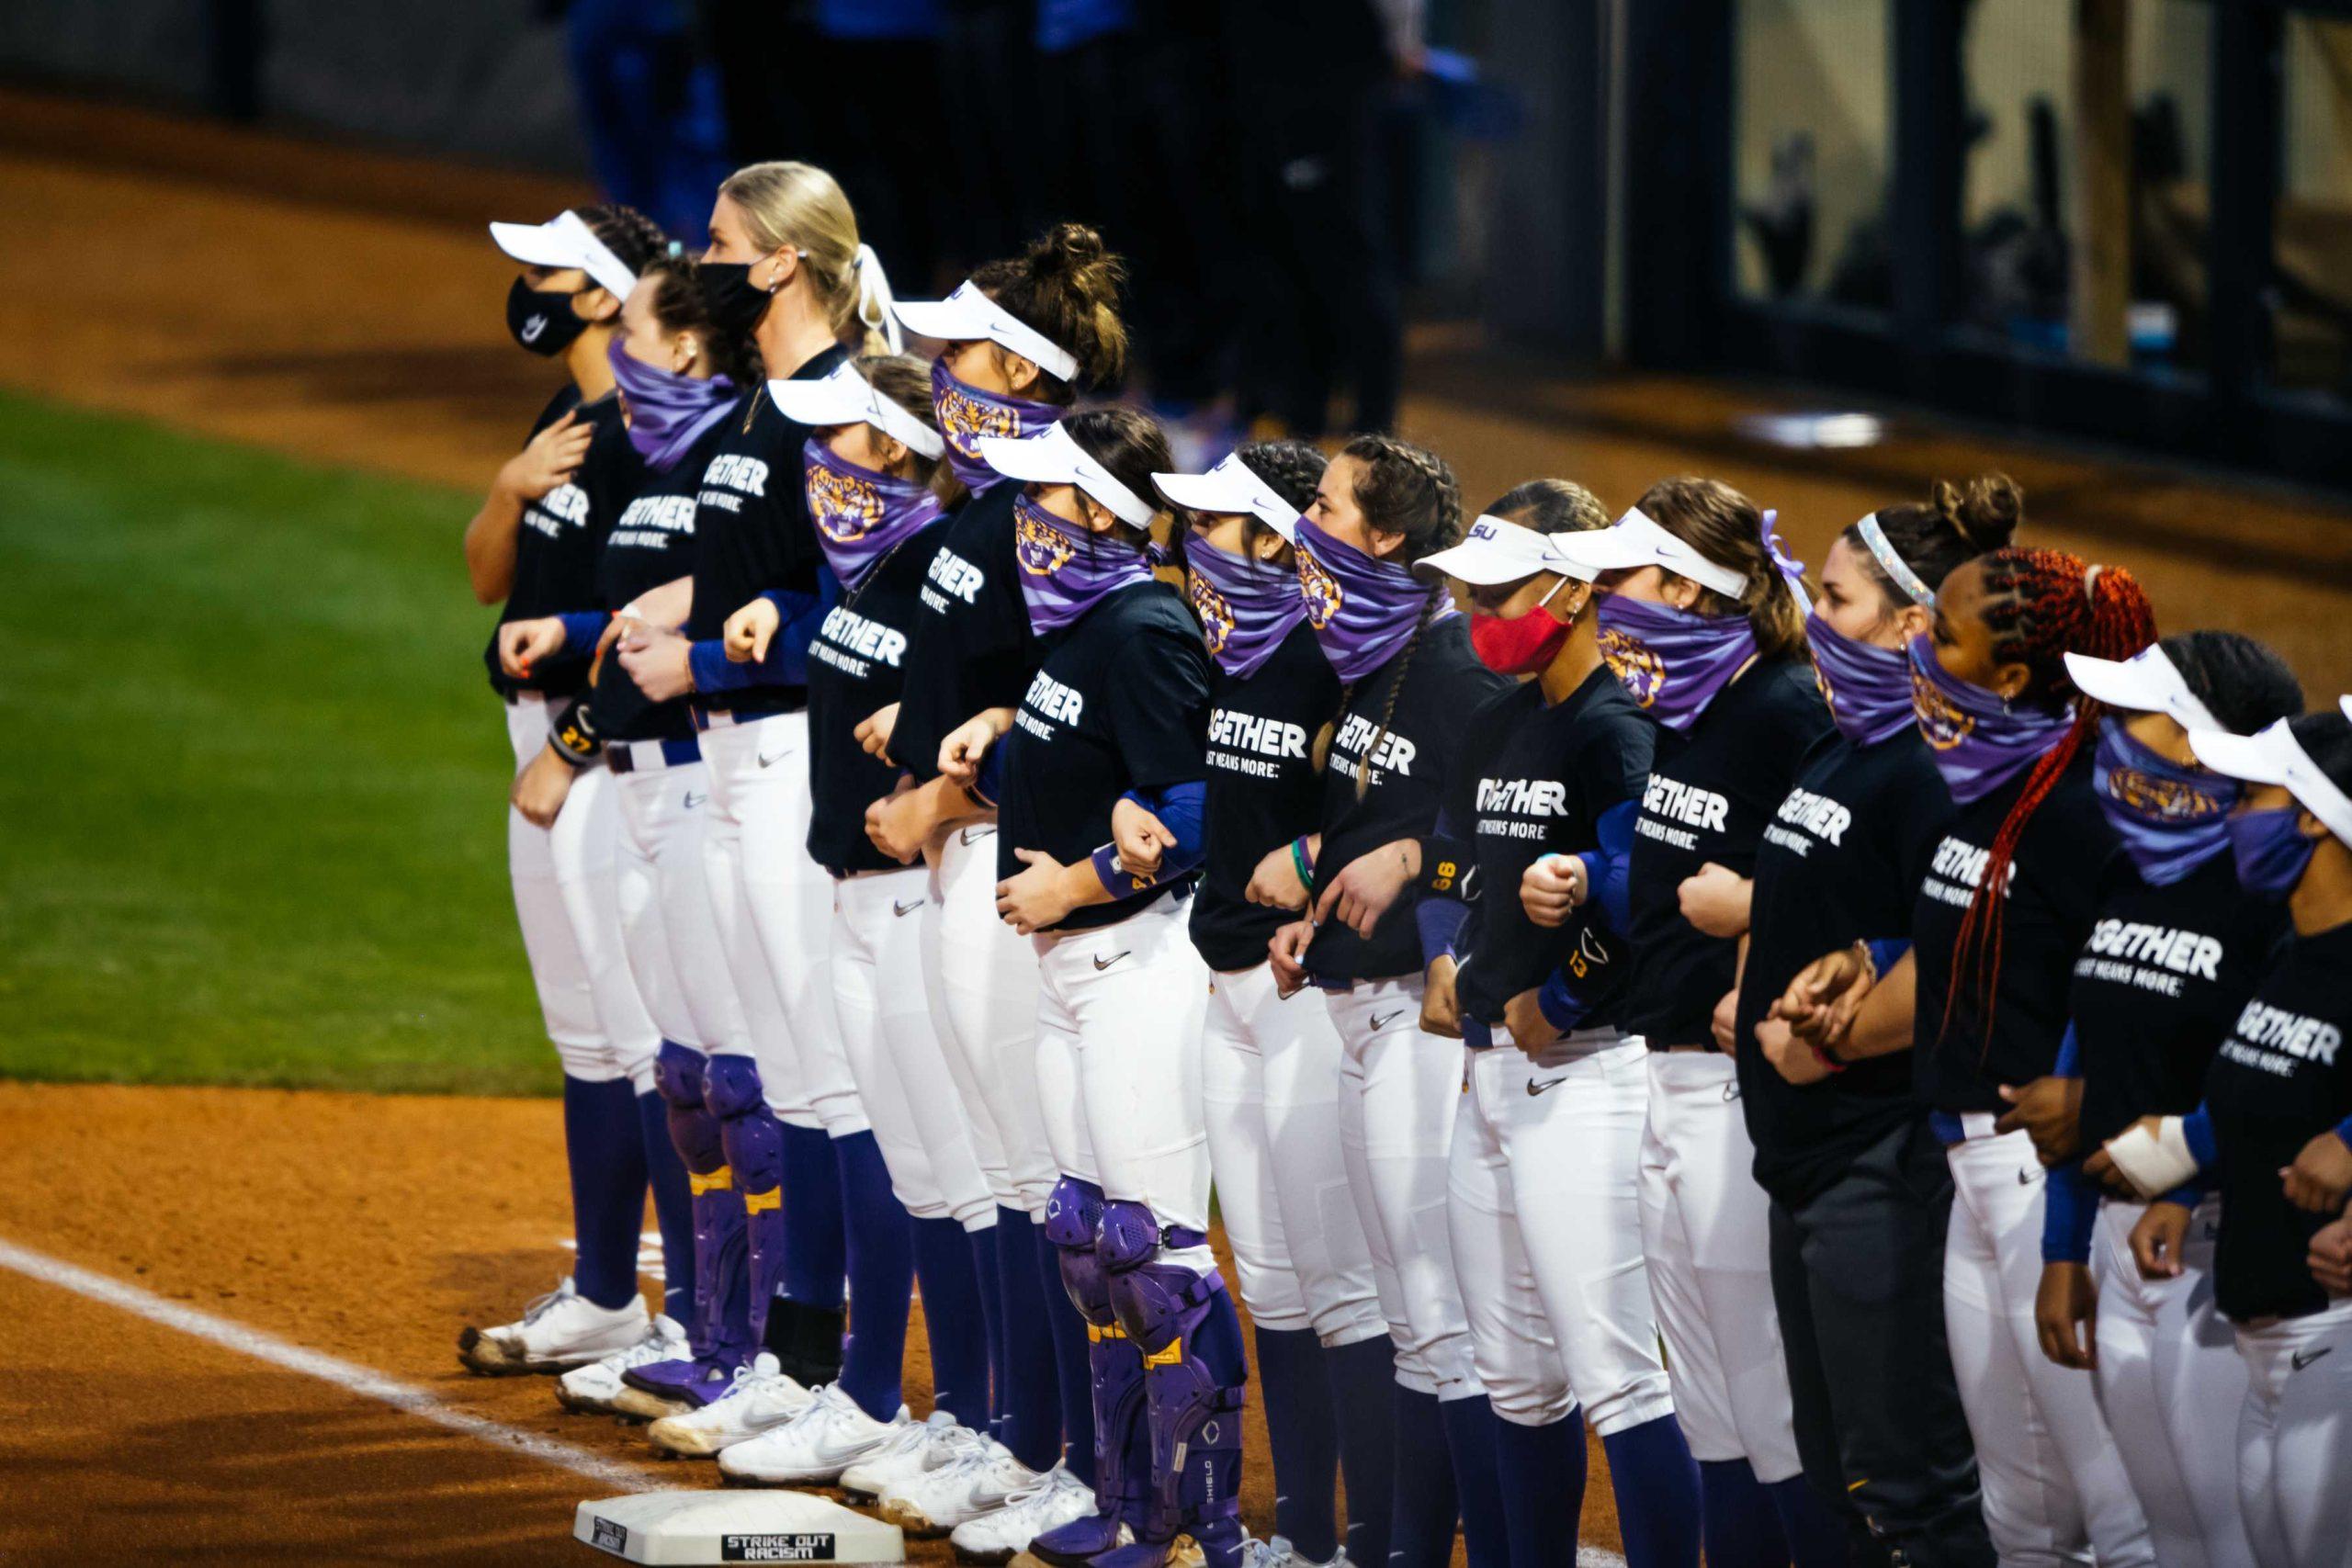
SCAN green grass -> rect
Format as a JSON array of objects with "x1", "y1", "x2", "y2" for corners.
[{"x1": 0, "y1": 393, "x2": 560, "y2": 1095}]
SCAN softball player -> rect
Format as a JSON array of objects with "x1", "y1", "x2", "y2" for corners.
[
  {"x1": 1263, "y1": 435, "x2": 1516, "y2": 1568},
  {"x1": 493, "y1": 254, "x2": 760, "y2": 1416},
  {"x1": 2022, "y1": 636, "x2": 2301, "y2": 1568},
  {"x1": 1419, "y1": 485, "x2": 1703, "y2": 1568},
  {"x1": 1733, "y1": 481, "x2": 2011, "y2": 1565},
  {"x1": 459, "y1": 206, "x2": 690, "y2": 1378},
  {"x1": 1151, "y1": 443, "x2": 1393, "y2": 1568},
  {"x1": 1536, "y1": 483, "x2": 1848, "y2": 1566},
  {"x1": 952, "y1": 409, "x2": 1237, "y2": 1568},
  {"x1": 1778, "y1": 547, "x2": 2161, "y2": 1565},
  {"x1": 854, "y1": 228, "x2": 1136, "y2": 1549},
  {"x1": 2088, "y1": 704, "x2": 2352, "y2": 1568},
  {"x1": 609, "y1": 163, "x2": 909, "y2": 1429}
]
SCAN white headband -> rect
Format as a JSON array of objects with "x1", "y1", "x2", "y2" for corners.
[{"x1": 1853, "y1": 513, "x2": 1935, "y2": 608}]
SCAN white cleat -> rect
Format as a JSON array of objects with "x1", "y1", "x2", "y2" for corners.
[
  {"x1": 839, "y1": 1410, "x2": 989, "y2": 1503},
  {"x1": 458, "y1": 1277, "x2": 648, "y2": 1375},
  {"x1": 645, "y1": 1352, "x2": 814, "y2": 1458},
  {"x1": 880, "y1": 1438, "x2": 1039, "y2": 1536},
  {"x1": 947, "y1": 1462, "x2": 1097, "y2": 1564},
  {"x1": 1240, "y1": 1536, "x2": 1351, "y2": 1568},
  {"x1": 718, "y1": 1384, "x2": 911, "y2": 1486},
  {"x1": 556, "y1": 1314, "x2": 690, "y2": 1415}
]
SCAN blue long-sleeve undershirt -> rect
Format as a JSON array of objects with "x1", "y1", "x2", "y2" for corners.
[
  {"x1": 1418, "y1": 896, "x2": 1469, "y2": 970},
  {"x1": 686, "y1": 586, "x2": 825, "y2": 694},
  {"x1": 1093, "y1": 781, "x2": 1207, "y2": 897},
  {"x1": 1575, "y1": 799, "x2": 1638, "y2": 934},
  {"x1": 2041, "y1": 1159, "x2": 2099, "y2": 1265},
  {"x1": 555, "y1": 611, "x2": 610, "y2": 655}
]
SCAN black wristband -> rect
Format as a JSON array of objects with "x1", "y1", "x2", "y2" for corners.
[{"x1": 548, "y1": 697, "x2": 602, "y2": 768}]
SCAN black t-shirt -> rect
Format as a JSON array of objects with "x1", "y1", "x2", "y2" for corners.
[
  {"x1": 485, "y1": 387, "x2": 640, "y2": 697},
  {"x1": 805, "y1": 523, "x2": 951, "y2": 874},
  {"x1": 683, "y1": 346, "x2": 849, "y2": 713},
  {"x1": 1450, "y1": 669, "x2": 1656, "y2": 1023},
  {"x1": 891, "y1": 484, "x2": 1035, "y2": 784},
  {"x1": 996, "y1": 582, "x2": 1214, "y2": 934},
  {"x1": 1190, "y1": 621, "x2": 1342, "y2": 972},
  {"x1": 1736, "y1": 729, "x2": 1951, "y2": 1203},
  {"x1": 1622, "y1": 657, "x2": 1831, "y2": 1048},
  {"x1": 582, "y1": 420, "x2": 736, "y2": 745},
  {"x1": 1910, "y1": 756, "x2": 2130, "y2": 1114},
  {"x1": 2205, "y1": 921, "x2": 2352, "y2": 1323},
  {"x1": 2072, "y1": 854, "x2": 2290, "y2": 1149},
  {"x1": 1304, "y1": 615, "x2": 1515, "y2": 984}
]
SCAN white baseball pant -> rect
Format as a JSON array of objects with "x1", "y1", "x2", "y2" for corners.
[
  {"x1": 1031, "y1": 893, "x2": 1214, "y2": 1235},
  {"x1": 1944, "y1": 1123, "x2": 2154, "y2": 1566},
  {"x1": 1200, "y1": 960, "x2": 1386, "y2": 1346},
  {"x1": 925, "y1": 822, "x2": 1055, "y2": 1214},
  {"x1": 831, "y1": 866, "x2": 995, "y2": 1229},
  {"x1": 2233, "y1": 1295, "x2": 2352, "y2": 1568},
  {"x1": 1638, "y1": 1049, "x2": 1802, "y2": 1480},
  {"x1": 1326, "y1": 978, "x2": 1482, "y2": 1401},
  {"x1": 695, "y1": 712, "x2": 865, "y2": 1134},
  {"x1": 504, "y1": 694, "x2": 658, "y2": 1085},
  {"x1": 2089, "y1": 1197, "x2": 2256, "y2": 1568},
  {"x1": 1450, "y1": 1029, "x2": 1675, "y2": 1435},
  {"x1": 609, "y1": 751, "x2": 747, "y2": 1067}
]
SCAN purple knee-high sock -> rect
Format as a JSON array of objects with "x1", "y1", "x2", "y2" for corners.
[
  {"x1": 779, "y1": 1122, "x2": 847, "y2": 1309},
  {"x1": 995, "y1": 1207, "x2": 1066, "y2": 1472},
  {"x1": 1252, "y1": 1326, "x2": 1340, "y2": 1562},
  {"x1": 1323, "y1": 1336, "x2": 1396, "y2": 1568},
  {"x1": 1600, "y1": 1415, "x2": 1702, "y2": 1568},
  {"x1": 562, "y1": 1076, "x2": 648, "y2": 1311},
  {"x1": 968, "y1": 1217, "x2": 1007, "y2": 1438},
  {"x1": 1438, "y1": 1395, "x2": 1508, "y2": 1568},
  {"x1": 1390, "y1": 1386, "x2": 1460, "y2": 1568},
  {"x1": 1495, "y1": 1411, "x2": 1587, "y2": 1568},
  {"x1": 637, "y1": 1086, "x2": 694, "y2": 1325},
  {"x1": 659, "y1": 1051, "x2": 751, "y2": 1363},
  {"x1": 832, "y1": 1130, "x2": 913, "y2": 1420},
  {"x1": 1032, "y1": 1215, "x2": 1099, "y2": 1484},
  {"x1": 1765, "y1": 1476, "x2": 1850, "y2": 1568},
  {"x1": 911, "y1": 1215, "x2": 990, "y2": 1430},
  {"x1": 1700, "y1": 1459, "x2": 1791, "y2": 1568}
]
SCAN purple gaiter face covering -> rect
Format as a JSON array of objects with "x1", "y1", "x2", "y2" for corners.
[
  {"x1": 1906, "y1": 633, "x2": 2072, "y2": 803},
  {"x1": 1012, "y1": 493, "x2": 1154, "y2": 636},
  {"x1": 1594, "y1": 594, "x2": 1758, "y2": 731},
  {"x1": 1805, "y1": 610, "x2": 1917, "y2": 747},
  {"x1": 803, "y1": 438, "x2": 944, "y2": 592},
  {"x1": 608, "y1": 338, "x2": 737, "y2": 471},
  {"x1": 1294, "y1": 515, "x2": 1433, "y2": 682},
  {"x1": 1185, "y1": 536, "x2": 1306, "y2": 679},
  {"x1": 931, "y1": 357, "x2": 1064, "y2": 495}
]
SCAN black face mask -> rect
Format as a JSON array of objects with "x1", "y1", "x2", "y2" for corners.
[
  {"x1": 506, "y1": 277, "x2": 591, "y2": 356},
  {"x1": 696, "y1": 261, "x2": 775, "y2": 339}
]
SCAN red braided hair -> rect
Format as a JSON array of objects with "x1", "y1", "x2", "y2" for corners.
[{"x1": 1941, "y1": 547, "x2": 2158, "y2": 1054}]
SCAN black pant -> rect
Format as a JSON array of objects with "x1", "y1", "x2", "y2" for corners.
[{"x1": 1769, "y1": 1118, "x2": 1996, "y2": 1568}]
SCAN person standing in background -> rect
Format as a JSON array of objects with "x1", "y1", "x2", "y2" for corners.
[{"x1": 560, "y1": 0, "x2": 732, "y2": 244}]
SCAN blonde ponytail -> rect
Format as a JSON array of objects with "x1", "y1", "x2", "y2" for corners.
[{"x1": 852, "y1": 243, "x2": 900, "y2": 355}]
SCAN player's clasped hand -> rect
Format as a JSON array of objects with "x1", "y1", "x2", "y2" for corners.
[
  {"x1": 1758, "y1": 1016, "x2": 1831, "y2": 1085},
  {"x1": 723, "y1": 597, "x2": 779, "y2": 663},
  {"x1": 864, "y1": 777, "x2": 924, "y2": 865},
  {"x1": 510, "y1": 744, "x2": 576, "y2": 829},
  {"x1": 498, "y1": 616, "x2": 567, "y2": 681},
  {"x1": 498, "y1": 409, "x2": 592, "y2": 502},
  {"x1": 2034, "y1": 1261, "x2": 2099, "y2": 1370},
  {"x1": 1420, "y1": 955, "x2": 1463, "y2": 1040},
  {"x1": 2310, "y1": 1215, "x2": 2352, "y2": 1297},
  {"x1": 1996, "y1": 1075, "x2": 2085, "y2": 1166},
  {"x1": 1268, "y1": 919, "x2": 1315, "y2": 998},
  {"x1": 938, "y1": 712, "x2": 1005, "y2": 788},
  {"x1": 854, "y1": 703, "x2": 899, "y2": 763},
  {"x1": 1316, "y1": 839, "x2": 1418, "y2": 939},
  {"x1": 1502, "y1": 987, "x2": 1556, "y2": 1058},
  {"x1": 1520, "y1": 852, "x2": 1586, "y2": 928},
  {"x1": 2280, "y1": 1128, "x2": 2352, "y2": 1213},
  {"x1": 2129, "y1": 1200, "x2": 2194, "y2": 1280},
  {"x1": 1111, "y1": 797, "x2": 1175, "y2": 878},
  {"x1": 1773, "y1": 943, "x2": 1873, "y2": 1053},
  {"x1": 617, "y1": 623, "x2": 695, "y2": 701},
  {"x1": 995, "y1": 848, "x2": 1076, "y2": 935},
  {"x1": 1245, "y1": 840, "x2": 1313, "y2": 910},
  {"x1": 1678, "y1": 862, "x2": 1751, "y2": 939}
]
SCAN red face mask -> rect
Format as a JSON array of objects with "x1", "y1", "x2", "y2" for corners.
[{"x1": 1470, "y1": 587, "x2": 1575, "y2": 675}]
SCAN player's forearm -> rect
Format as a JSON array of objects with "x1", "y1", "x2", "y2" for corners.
[
  {"x1": 629, "y1": 575, "x2": 694, "y2": 630},
  {"x1": 1834, "y1": 950, "x2": 1917, "y2": 1061},
  {"x1": 463, "y1": 490, "x2": 525, "y2": 604}
]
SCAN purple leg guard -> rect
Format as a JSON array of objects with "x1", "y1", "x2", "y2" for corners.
[
  {"x1": 1030, "y1": 1179, "x2": 1151, "y2": 1568},
  {"x1": 704, "y1": 1054, "x2": 788, "y2": 1345},
  {"x1": 638, "y1": 1044, "x2": 751, "y2": 1393}
]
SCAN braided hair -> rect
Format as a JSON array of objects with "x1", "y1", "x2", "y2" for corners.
[
  {"x1": 577, "y1": 203, "x2": 671, "y2": 279},
  {"x1": 1337, "y1": 434, "x2": 1463, "y2": 799},
  {"x1": 2160, "y1": 630, "x2": 2303, "y2": 737},
  {"x1": 1943, "y1": 547, "x2": 2158, "y2": 1050}
]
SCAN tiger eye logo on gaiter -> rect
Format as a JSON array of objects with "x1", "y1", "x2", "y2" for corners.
[
  {"x1": 1187, "y1": 570, "x2": 1234, "y2": 657},
  {"x1": 806, "y1": 465, "x2": 883, "y2": 544},
  {"x1": 1297, "y1": 548, "x2": 1343, "y2": 629},
  {"x1": 936, "y1": 382, "x2": 1019, "y2": 458},
  {"x1": 2108, "y1": 765, "x2": 2226, "y2": 823},
  {"x1": 1598, "y1": 628, "x2": 1665, "y2": 709},
  {"x1": 1909, "y1": 662, "x2": 1975, "y2": 750},
  {"x1": 1015, "y1": 509, "x2": 1076, "y2": 577}
]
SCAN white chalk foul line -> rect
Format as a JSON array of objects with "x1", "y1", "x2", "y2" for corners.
[{"x1": 0, "y1": 1235, "x2": 660, "y2": 1494}]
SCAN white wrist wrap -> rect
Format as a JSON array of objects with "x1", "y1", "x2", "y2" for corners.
[{"x1": 2104, "y1": 1116, "x2": 2199, "y2": 1200}]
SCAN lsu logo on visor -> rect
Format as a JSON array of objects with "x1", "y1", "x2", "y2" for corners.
[
  {"x1": 2107, "y1": 764, "x2": 2227, "y2": 822},
  {"x1": 1016, "y1": 508, "x2": 1078, "y2": 577},
  {"x1": 1909, "y1": 662, "x2": 1974, "y2": 750},
  {"x1": 806, "y1": 465, "x2": 884, "y2": 545},
  {"x1": 936, "y1": 381, "x2": 1020, "y2": 458},
  {"x1": 1187, "y1": 571, "x2": 1235, "y2": 657},
  {"x1": 1297, "y1": 547, "x2": 1344, "y2": 630},
  {"x1": 1598, "y1": 628, "x2": 1666, "y2": 709}
]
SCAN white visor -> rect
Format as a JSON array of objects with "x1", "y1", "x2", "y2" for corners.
[
  {"x1": 892, "y1": 279, "x2": 1081, "y2": 384},
  {"x1": 2188, "y1": 718, "x2": 2352, "y2": 847},
  {"x1": 768, "y1": 363, "x2": 945, "y2": 460},
  {"x1": 2063, "y1": 645, "x2": 2222, "y2": 731},
  {"x1": 1545, "y1": 507, "x2": 1751, "y2": 599},
  {"x1": 1417, "y1": 515, "x2": 1590, "y2": 588},
  {"x1": 1152, "y1": 452, "x2": 1301, "y2": 541},
  {"x1": 490, "y1": 210, "x2": 639, "y2": 305},
  {"x1": 976, "y1": 422, "x2": 1157, "y2": 527}
]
